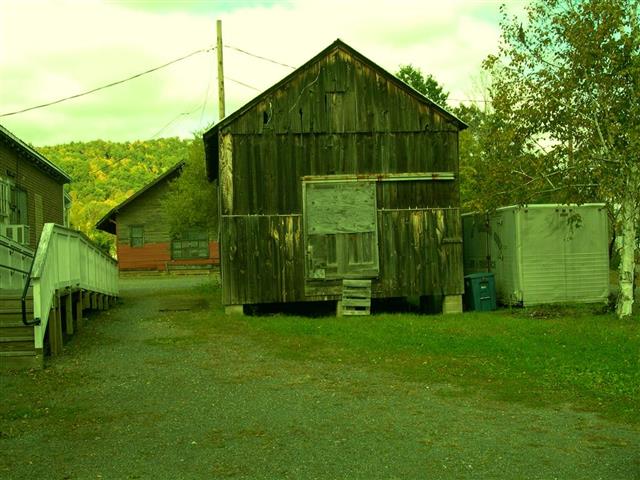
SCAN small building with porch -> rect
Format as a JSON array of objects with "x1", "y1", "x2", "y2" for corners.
[{"x1": 203, "y1": 40, "x2": 467, "y2": 315}]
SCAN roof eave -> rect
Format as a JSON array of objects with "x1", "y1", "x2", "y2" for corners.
[
  {"x1": 94, "y1": 161, "x2": 185, "y2": 234},
  {"x1": 0, "y1": 124, "x2": 72, "y2": 183}
]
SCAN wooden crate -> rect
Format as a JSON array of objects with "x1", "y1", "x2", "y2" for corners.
[{"x1": 341, "y1": 279, "x2": 371, "y2": 316}]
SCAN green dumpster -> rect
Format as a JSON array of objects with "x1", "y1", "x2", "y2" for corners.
[{"x1": 464, "y1": 273, "x2": 497, "y2": 311}]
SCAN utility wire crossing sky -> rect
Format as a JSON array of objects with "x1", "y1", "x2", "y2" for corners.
[{"x1": 1, "y1": 0, "x2": 514, "y2": 145}]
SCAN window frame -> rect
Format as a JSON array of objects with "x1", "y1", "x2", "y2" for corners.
[
  {"x1": 171, "y1": 228, "x2": 209, "y2": 260},
  {"x1": 129, "y1": 225, "x2": 145, "y2": 248}
]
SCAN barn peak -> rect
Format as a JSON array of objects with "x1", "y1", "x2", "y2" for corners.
[{"x1": 203, "y1": 38, "x2": 467, "y2": 180}]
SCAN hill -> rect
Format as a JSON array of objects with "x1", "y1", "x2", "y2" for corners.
[{"x1": 39, "y1": 137, "x2": 192, "y2": 252}]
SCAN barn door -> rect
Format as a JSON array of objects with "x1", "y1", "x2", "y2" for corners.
[{"x1": 304, "y1": 180, "x2": 379, "y2": 280}]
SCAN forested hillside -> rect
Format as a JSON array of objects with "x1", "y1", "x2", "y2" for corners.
[{"x1": 39, "y1": 137, "x2": 192, "y2": 252}]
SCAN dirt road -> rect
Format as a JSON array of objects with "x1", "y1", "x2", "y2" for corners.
[{"x1": 1, "y1": 276, "x2": 638, "y2": 479}]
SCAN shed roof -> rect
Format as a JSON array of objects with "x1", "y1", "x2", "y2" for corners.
[
  {"x1": 203, "y1": 39, "x2": 468, "y2": 180},
  {"x1": 0, "y1": 124, "x2": 72, "y2": 184},
  {"x1": 95, "y1": 161, "x2": 184, "y2": 234}
]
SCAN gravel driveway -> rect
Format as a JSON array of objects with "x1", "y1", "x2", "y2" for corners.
[{"x1": 1, "y1": 275, "x2": 638, "y2": 479}]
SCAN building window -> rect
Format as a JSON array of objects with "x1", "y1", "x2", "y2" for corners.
[
  {"x1": 11, "y1": 187, "x2": 28, "y2": 225},
  {"x1": 172, "y1": 228, "x2": 209, "y2": 259},
  {"x1": 0, "y1": 178, "x2": 12, "y2": 221},
  {"x1": 0, "y1": 178, "x2": 28, "y2": 226},
  {"x1": 130, "y1": 225, "x2": 144, "y2": 248}
]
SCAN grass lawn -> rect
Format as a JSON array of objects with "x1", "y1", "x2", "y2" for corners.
[{"x1": 202, "y1": 282, "x2": 640, "y2": 426}]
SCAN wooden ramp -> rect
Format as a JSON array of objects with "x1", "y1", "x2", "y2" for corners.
[{"x1": 341, "y1": 279, "x2": 372, "y2": 316}]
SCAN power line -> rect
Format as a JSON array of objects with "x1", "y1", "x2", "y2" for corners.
[
  {"x1": 224, "y1": 45, "x2": 491, "y2": 104},
  {"x1": 0, "y1": 46, "x2": 216, "y2": 118},
  {"x1": 150, "y1": 103, "x2": 205, "y2": 140},
  {"x1": 225, "y1": 76, "x2": 261, "y2": 92},
  {"x1": 224, "y1": 44, "x2": 296, "y2": 70},
  {"x1": 199, "y1": 67, "x2": 214, "y2": 126}
]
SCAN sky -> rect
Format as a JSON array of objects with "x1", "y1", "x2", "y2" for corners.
[{"x1": 0, "y1": 0, "x2": 525, "y2": 146}]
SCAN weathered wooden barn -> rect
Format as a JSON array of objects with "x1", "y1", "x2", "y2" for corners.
[
  {"x1": 96, "y1": 162, "x2": 219, "y2": 272},
  {"x1": 203, "y1": 40, "x2": 467, "y2": 314}
]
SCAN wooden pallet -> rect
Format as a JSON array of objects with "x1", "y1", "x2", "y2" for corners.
[{"x1": 341, "y1": 279, "x2": 372, "y2": 316}]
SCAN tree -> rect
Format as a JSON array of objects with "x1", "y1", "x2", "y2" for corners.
[
  {"x1": 396, "y1": 64, "x2": 450, "y2": 107},
  {"x1": 484, "y1": 0, "x2": 640, "y2": 317},
  {"x1": 41, "y1": 137, "x2": 192, "y2": 254},
  {"x1": 162, "y1": 134, "x2": 218, "y2": 237}
]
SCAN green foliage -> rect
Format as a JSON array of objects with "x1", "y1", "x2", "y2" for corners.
[
  {"x1": 484, "y1": 0, "x2": 640, "y2": 207},
  {"x1": 452, "y1": 103, "x2": 495, "y2": 211},
  {"x1": 395, "y1": 64, "x2": 450, "y2": 107},
  {"x1": 39, "y1": 138, "x2": 192, "y2": 253},
  {"x1": 162, "y1": 135, "x2": 218, "y2": 237},
  {"x1": 483, "y1": 0, "x2": 640, "y2": 317},
  {"x1": 453, "y1": 101, "x2": 553, "y2": 211}
]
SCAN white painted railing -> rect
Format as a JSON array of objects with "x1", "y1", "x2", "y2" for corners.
[
  {"x1": 31, "y1": 224, "x2": 119, "y2": 349},
  {"x1": 0, "y1": 235, "x2": 34, "y2": 292}
]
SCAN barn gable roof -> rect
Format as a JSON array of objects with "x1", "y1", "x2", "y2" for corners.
[
  {"x1": 95, "y1": 161, "x2": 184, "y2": 234},
  {"x1": 203, "y1": 39, "x2": 468, "y2": 181},
  {"x1": 0, "y1": 124, "x2": 72, "y2": 184}
]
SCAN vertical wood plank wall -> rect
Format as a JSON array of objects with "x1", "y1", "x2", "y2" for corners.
[{"x1": 219, "y1": 48, "x2": 464, "y2": 305}]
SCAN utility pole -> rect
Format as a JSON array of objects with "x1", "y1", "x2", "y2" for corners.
[{"x1": 216, "y1": 19, "x2": 225, "y2": 120}]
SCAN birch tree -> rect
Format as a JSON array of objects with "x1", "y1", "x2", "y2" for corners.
[{"x1": 484, "y1": 0, "x2": 639, "y2": 318}]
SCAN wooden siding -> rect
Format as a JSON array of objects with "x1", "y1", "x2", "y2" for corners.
[
  {"x1": 225, "y1": 132, "x2": 458, "y2": 216},
  {"x1": 117, "y1": 180, "x2": 173, "y2": 245},
  {"x1": 226, "y1": 50, "x2": 458, "y2": 136},
  {"x1": 0, "y1": 142, "x2": 64, "y2": 248},
  {"x1": 217, "y1": 45, "x2": 463, "y2": 305},
  {"x1": 118, "y1": 241, "x2": 219, "y2": 271},
  {"x1": 115, "y1": 176, "x2": 219, "y2": 271},
  {"x1": 221, "y1": 209, "x2": 462, "y2": 305},
  {"x1": 221, "y1": 215, "x2": 303, "y2": 305}
]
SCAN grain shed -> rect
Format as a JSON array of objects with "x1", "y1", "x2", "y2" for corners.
[
  {"x1": 203, "y1": 39, "x2": 467, "y2": 314},
  {"x1": 96, "y1": 162, "x2": 219, "y2": 272},
  {"x1": 462, "y1": 204, "x2": 610, "y2": 306}
]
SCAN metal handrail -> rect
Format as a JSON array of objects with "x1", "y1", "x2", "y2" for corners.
[
  {"x1": 0, "y1": 234, "x2": 37, "y2": 325},
  {"x1": 21, "y1": 256, "x2": 39, "y2": 326}
]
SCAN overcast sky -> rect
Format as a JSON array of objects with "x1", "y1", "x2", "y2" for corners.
[{"x1": 1, "y1": 0, "x2": 525, "y2": 146}]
